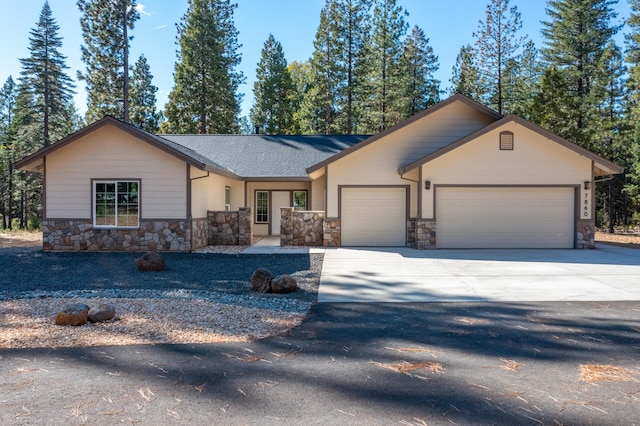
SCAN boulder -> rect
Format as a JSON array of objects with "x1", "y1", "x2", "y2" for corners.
[
  {"x1": 88, "y1": 304, "x2": 116, "y2": 323},
  {"x1": 271, "y1": 274, "x2": 298, "y2": 294},
  {"x1": 135, "y1": 252, "x2": 165, "y2": 272},
  {"x1": 55, "y1": 303, "x2": 90, "y2": 326},
  {"x1": 251, "y1": 267, "x2": 274, "y2": 293}
]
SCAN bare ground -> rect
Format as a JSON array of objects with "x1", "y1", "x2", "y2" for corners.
[{"x1": 0, "y1": 230, "x2": 314, "y2": 348}]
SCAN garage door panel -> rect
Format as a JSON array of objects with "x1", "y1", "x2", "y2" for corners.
[
  {"x1": 342, "y1": 187, "x2": 406, "y2": 246},
  {"x1": 437, "y1": 187, "x2": 574, "y2": 249}
]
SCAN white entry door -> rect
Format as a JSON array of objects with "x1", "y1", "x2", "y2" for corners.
[{"x1": 271, "y1": 191, "x2": 290, "y2": 236}]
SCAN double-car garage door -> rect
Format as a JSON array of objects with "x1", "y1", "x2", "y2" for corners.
[
  {"x1": 340, "y1": 186, "x2": 575, "y2": 248},
  {"x1": 436, "y1": 187, "x2": 575, "y2": 249}
]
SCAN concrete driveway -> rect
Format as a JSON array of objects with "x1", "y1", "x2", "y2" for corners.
[{"x1": 318, "y1": 244, "x2": 640, "y2": 302}]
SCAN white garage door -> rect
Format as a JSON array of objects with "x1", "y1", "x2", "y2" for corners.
[
  {"x1": 342, "y1": 187, "x2": 406, "y2": 246},
  {"x1": 437, "y1": 187, "x2": 574, "y2": 249}
]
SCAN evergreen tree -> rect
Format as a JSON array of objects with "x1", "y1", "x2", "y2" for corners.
[
  {"x1": 625, "y1": 0, "x2": 640, "y2": 221},
  {"x1": 502, "y1": 40, "x2": 540, "y2": 118},
  {"x1": 540, "y1": 0, "x2": 620, "y2": 146},
  {"x1": 18, "y1": 1, "x2": 76, "y2": 148},
  {"x1": 399, "y1": 25, "x2": 440, "y2": 117},
  {"x1": 335, "y1": 0, "x2": 371, "y2": 133},
  {"x1": 77, "y1": 0, "x2": 139, "y2": 123},
  {"x1": 0, "y1": 77, "x2": 17, "y2": 229},
  {"x1": 449, "y1": 44, "x2": 487, "y2": 101},
  {"x1": 472, "y1": 0, "x2": 526, "y2": 114},
  {"x1": 358, "y1": 0, "x2": 408, "y2": 132},
  {"x1": 250, "y1": 34, "x2": 297, "y2": 134},
  {"x1": 304, "y1": 0, "x2": 345, "y2": 134},
  {"x1": 161, "y1": 0, "x2": 243, "y2": 134},
  {"x1": 590, "y1": 41, "x2": 628, "y2": 230},
  {"x1": 130, "y1": 54, "x2": 161, "y2": 132}
]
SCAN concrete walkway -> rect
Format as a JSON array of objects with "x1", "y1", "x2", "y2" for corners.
[
  {"x1": 241, "y1": 237, "x2": 325, "y2": 254},
  {"x1": 318, "y1": 244, "x2": 640, "y2": 302}
]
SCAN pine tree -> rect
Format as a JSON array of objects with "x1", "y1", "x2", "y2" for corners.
[
  {"x1": 590, "y1": 41, "x2": 628, "y2": 230},
  {"x1": 18, "y1": 1, "x2": 76, "y2": 148},
  {"x1": 0, "y1": 77, "x2": 17, "y2": 229},
  {"x1": 250, "y1": 34, "x2": 297, "y2": 134},
  {"x1": 335, "y1": 0, "x2": 371, "y2": 133},
  {"x1": 161, "y1": 0, "x2": 243, "y2": 134},
  {"x1": 303, "y1": 0, "x2": 345, "y2": 134},
  {"x1": 472, "y1": 0, "x2": 526, "y2": 114},
  {"x1": 358, "y1": 0, "x2": 408, "y2": 132},
  {"x1": 502, "y1": 40, "x2": 540, "y2": 118},
  {"x1": 540, "y1": 0, "x2": 621, "y2": 146},
  {"x1": 130, "y1": 54, "x2": 161, "y2": 132},
  {"x1": 625, "y1": 0, "x2": 640, "y2": 221},
  {"x1": 399, "y1": 25, "x2": 440, "y2": 117},
  {"x1": 449, "y1": 44, "x2": 487, "y2": 101},
  {"x1": 77, "y1": 0, "x2": 139, "y2": 123}
]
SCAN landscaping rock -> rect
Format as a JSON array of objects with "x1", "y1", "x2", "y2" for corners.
[
  {"x1": 55, "y1": 303, "x2": 90, "y2": 326},
  {"x1": 88, "y1": 304, "x2": 116, "y2": 323},
  {"x1": 271, "y1": 274, "x2": 297, "y2": 294},
  {"x1": 251, "y1": 267, "x2": 274, "y2": 293},
  {"x1": 135, "y1": 252, "x2": 165, "y2": 272}
]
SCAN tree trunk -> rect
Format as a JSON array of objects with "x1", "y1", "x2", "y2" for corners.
[
  {"x1": 608, "y1": 180, "x2": 614, "y2": 234},
  {"x1": 122, "y1": 5, "x2": 130, "y2": 123}
]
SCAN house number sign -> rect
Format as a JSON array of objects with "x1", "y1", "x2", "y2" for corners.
[{"x1": 583, "y1": 190, "x2": 591, "y2": 219}]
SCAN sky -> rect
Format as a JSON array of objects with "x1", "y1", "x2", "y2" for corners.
[{"x1": 0, "y1": 0, "x2": 632, "y2": 120}]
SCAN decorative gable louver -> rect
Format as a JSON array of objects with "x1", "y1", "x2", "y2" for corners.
[{"x1": 500, "y1": 131, "x2": 514, "y2": 150}]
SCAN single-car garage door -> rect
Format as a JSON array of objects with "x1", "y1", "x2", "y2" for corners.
[
  {"x1": 437, "y1": 187, "x2": 574, "y2": 248},
  {"x1": 342, "y1": 187, "x2": 406, "y2": 246}
]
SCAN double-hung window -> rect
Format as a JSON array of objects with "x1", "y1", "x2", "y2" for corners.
[
  {"x1": 94, "y1": 180, "x2": 139, "y2": 228},
  {"x1": 256, "y1": 191, "x2": 269, "y2": 223}
]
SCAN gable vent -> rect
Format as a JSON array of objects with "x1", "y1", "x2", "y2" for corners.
[{"x1": 500, "y1": 131, "x2": 514, "y2": 150}]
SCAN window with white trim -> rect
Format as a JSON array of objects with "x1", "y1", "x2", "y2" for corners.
[
  {"x1": 256, "y1": 191, "x2": 269, "y2": 223},
  {"x1": 94, "y1": 180, "x2": 139, "y2": 228},
  {"x1": 293, "y1": 191, "x2": 307, "y2": 210},
  {"x1": 225, "y1": 186, "x2": 231, "y2": 211}
]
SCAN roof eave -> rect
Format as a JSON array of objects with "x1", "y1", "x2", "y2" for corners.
[
  {"x1": 398, "y1": 114, "x2": 625, "y2": 176},
  {"x1": 243, "y1": 176, "x2": 312, "y2": 182},
  {"x1": 13, "y1": 116, "x2": 219, "y2": 174},
  {"x1": 307, "y1": 94, "x2": 502, "y2": 174}
]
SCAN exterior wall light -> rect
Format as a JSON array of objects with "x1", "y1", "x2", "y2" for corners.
[
  {"x1": 584, "y1": 181, "x2": 591, "y2": 190},
  {"x1": 425, "y1": 180, "x2": 431, "y2": 190}
]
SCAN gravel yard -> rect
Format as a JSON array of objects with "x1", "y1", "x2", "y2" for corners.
[{"x1": 0, "y1": 244, "x2": 321, "y2": 348}]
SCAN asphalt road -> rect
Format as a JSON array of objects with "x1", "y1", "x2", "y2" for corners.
[{"x1": 2, "y1": 301, "x2": 639, "y2": 425}]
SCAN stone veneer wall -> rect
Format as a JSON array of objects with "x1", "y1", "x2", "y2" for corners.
[
  {"x1": 576, "y1": 219, "x2": 596, "y2": 249},
  {"x1": 407, "y1": 219, "x2": 437, "y2": 249},
  {"x1": 42, "y1": 219, "x2": 192, "y2": 252},
  {"x1": 191, "y1": 218, "x2": 209, "y2": 251},
  {"x1": 280, "y1": 208, "x2": 324, "y2": 246},
  {"x1": 323, "y1": 217, "x2": 341, "y2": 247},
  {"x1": 207, "y1": 207, "x2": 252, "y2": 246}
]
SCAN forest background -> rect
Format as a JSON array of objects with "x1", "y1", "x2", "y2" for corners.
[{"x1": 0, "y1": 0, "x2": 638, "y2": 234}]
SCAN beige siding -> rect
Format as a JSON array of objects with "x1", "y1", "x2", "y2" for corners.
[
  {"x1": 311, "y1": 177, "x2": 325, "y2": 211},
  {"x1": 46, "y1": 125, "x2": 187, "y2": 219},
  {"x1": 326, "y1": 101, "x2": 494, "y2": 217},
  {"x1": 420, "y1": 122, "x2": 592, "y2": 218},
  {"x1": 190, "y1": 167, "x2": 244, "y2": 218}
]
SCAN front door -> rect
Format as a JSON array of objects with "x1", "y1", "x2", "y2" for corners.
[{"x1": 271, "y1": 191, "x2": 291, "y2": 236}]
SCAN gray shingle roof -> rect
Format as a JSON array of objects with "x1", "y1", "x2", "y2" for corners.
[{"x1": 160, "y1": 134, "x2": 368, "y2": 178}]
